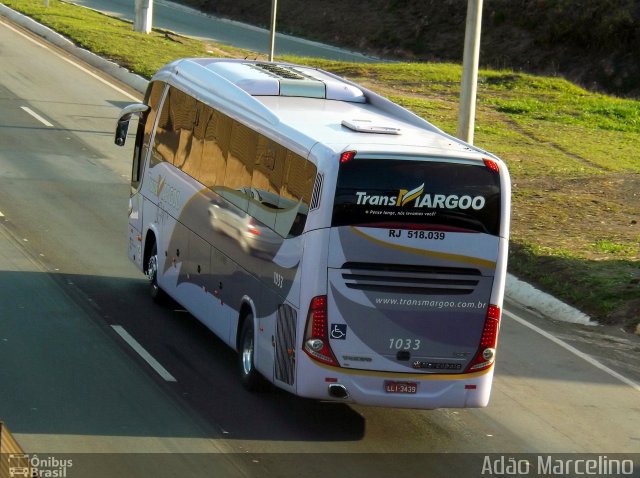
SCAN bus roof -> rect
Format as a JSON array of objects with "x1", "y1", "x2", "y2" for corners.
[{"x1": 151, "y1": 58, "x2": 494, "y2": 161}]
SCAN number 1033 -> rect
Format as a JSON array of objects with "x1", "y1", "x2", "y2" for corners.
[{"x1": 389, "y1": 338, "x2": 421, "y2": 351}]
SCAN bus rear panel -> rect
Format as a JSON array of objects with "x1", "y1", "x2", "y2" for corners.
[{"x1": 297, "y1": 153, "x2": 507, "y2": 408}]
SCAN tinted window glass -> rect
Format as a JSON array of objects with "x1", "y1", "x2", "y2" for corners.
[
  {"x1": 151, "y1": 89, "x2": 317, "y2": 238},
  {"x1": 131, "y1": 81, "x2": 165, "y2": 189},
  {"x1": 151, "y1": 86, "x2": 198, "y2": 169},
  {"x1": 199, "y1": 108, "x2": 231, "y2": 188},
  {"x1": 332, "y1": 158, "x2": 501, "y2": 235},
  {"x1": 225, "y1": 120, "x2": 256, "y2": 190}
]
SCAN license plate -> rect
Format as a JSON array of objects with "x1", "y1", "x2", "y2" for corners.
[{"x1": 384, "y1": 381, "x2": 417, "y2": 394}]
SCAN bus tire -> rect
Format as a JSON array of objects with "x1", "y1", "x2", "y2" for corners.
[
  {"x1": 147, "y1": 243, "x2": 166, "y2": 304},
  {"x1": 239, "y1": 316, "x2": 262, "y2": 391}
]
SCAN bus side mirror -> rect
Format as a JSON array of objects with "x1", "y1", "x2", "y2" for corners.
[{"x1": 115, "y1": 103, "x2": 149, "y2": 146}]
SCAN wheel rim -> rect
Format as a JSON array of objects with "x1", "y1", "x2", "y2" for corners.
[
  {"x1": 147, "y1": 254, "x2": 158, "y2": 292},
  {"x1": 241, "y1": 332, "x2": 254, "y2": 376}
]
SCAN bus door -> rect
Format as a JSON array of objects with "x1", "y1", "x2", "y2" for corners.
[{"x1": 128, "y1": 81, "x2": 166, "y2": 268}]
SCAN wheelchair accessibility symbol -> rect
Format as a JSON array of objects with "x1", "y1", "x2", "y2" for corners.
[{"x1": 330, "y1": 323, "x2": 347, "y2": 340}]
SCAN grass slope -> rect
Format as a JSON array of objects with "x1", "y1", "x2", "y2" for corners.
[{"x1": 4, "y1": 0, "x2": 639, "y2": 329}]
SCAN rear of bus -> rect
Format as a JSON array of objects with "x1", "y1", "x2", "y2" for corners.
[{"x1": 296, "y1": 150, "x2": 510, "y2": 409}]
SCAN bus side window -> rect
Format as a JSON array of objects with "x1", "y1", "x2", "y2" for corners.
[
  {"x1": 223, "y1": 120, "x2": 257, "y2": 211},
  {"x1": 151, "y1": 86, "x2": 196, "y2": 168},
  {"x1": 276, "y1": 151, "x2": 316, "y2": 237},
  {"x1": 200, "y1": 108, "x2": 231, "y2": 189},
  {"x1": 194, "y1": 111, "x2": 317, "y2": 238},
  {"x1": 252, "y1": 137, "x2": 285, "y2": 199},
  {"x1": 171, "y1": 90, "x2": 197, "y2": 170},
  {"x1": 248, "y1": 137, "x2": 285, "y2": 232},
  {"x1": 225, "y1": 121, "x2": 256, "y2": 192}
]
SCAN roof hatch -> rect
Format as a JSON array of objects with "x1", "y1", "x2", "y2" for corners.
[
  {"x1": 203, "y1": 61, "x2": 366, "y2": 102},
  {"x1": 341, "y1": 119, "x2": 401, "y2": 135}
]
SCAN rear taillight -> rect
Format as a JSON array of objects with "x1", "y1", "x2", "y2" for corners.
[
  {"x1": 340, "y1": 151, "x2": 356, "y2": 163},
  {"x1": 303, "y1": 295, "x2": 339, "y2": 367},
  {"x1": 466, "y1": 305, "x2": 501, "y2": 372},
  {"x1": 483, "y1": 158, "x2": 500, "y2": 173}
]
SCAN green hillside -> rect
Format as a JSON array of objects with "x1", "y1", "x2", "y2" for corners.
[{"x1": 194, "y1": 0, "x2": 640, "y2": 98}]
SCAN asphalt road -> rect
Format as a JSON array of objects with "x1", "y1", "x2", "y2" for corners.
[
  {"x1": 66, "y1": 0, "x2": 379, "y2": 62},
  {"x1": 0, "y1": 17, "x2": 639, "y2": 478}
]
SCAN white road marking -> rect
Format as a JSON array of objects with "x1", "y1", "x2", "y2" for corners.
[
  {"x1": 20, "y1": 106, "x2": 54, "y2": 127},
  {"x1": 1, "y1": 20, "x2": 141, "y2": 102},
  {"x1": 111, "y1": 325, "x2": 177, "y2": 382},
  {"x1": 505, "y1": 310, "x2": 640, "y2": 393}
]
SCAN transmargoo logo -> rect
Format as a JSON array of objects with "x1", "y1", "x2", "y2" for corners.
[
  {"x1": 355, "y1": 183, "x2": 486, "y2": 211},
  {"x1": 149, "y1": 174, "x2": 181, "y2": 209}
]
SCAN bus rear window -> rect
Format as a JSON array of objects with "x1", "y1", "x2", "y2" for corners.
[{"x1": 332, "y1": 158, "x2": 501, "y2": 235}]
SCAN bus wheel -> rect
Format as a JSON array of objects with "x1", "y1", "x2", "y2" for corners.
[
  {"x1": 147, "y1": 243, "x2": 166, "y2": 303},
  {"x1": 239, "y1": 316, "x2": 262, "y2": 391}
]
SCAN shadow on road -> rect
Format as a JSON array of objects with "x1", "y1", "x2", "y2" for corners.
[{"x1": 0, "y1": 270, "x2": 365, "y2": 442}]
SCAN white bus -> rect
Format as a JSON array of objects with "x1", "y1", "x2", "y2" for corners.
[{"x1": 115, "y1": 59, "x2": 511, "y2": 409}]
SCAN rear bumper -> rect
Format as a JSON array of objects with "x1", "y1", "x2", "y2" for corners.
[{"x1": 295, "y1": 357, "x2": 494, "y2": 409}]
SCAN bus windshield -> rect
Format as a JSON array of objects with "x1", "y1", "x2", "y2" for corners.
[{"x1": 332, "y1": 157, "x2": 501, "y2": 235}]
